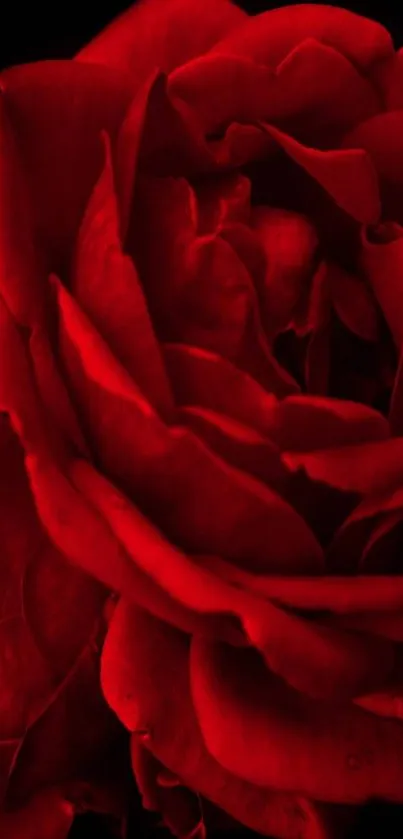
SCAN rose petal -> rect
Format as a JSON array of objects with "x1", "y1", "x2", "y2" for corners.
[
  {"x1": 360, "y1": 223, "x2": 403, "y2": 348},
  {"x1": 72, "y1": 133, "x2": 174, "y2": 419},
  {"x1": 191, "y1": 638, "x2": 403, "y2": 803},
  {"x1": 194, "y1": 174, "x2": 251, "y2": 235},
  {"x1": 262, "y1": 123, "x2": 380, "y2": 224},
  {"x1": 0, "y1": 788, "x2": 74, "y2": 839},
  {"x1": 380, "y1": 48, "x2": 403, "y2": 110},
  {"x1": 102, "y1": 603, "x2": 339, "y2": 838},
  {"x1": 1, "y1": 61, "x2": 131, "y2": 268},
  {"x1": 327, "y1": 263, "x2": 379, "y2": 342},
  {"x1": 27, "y1": 453, "x2": 243, "y2": 646},
  {"x1": 55, "y1": 278, "x2": 321, "y2": 572},
  {"x1": 355, "y1": 690, "x2": 403, "y2": 721},
  {"x1": 0, "y1": 93, "x2": 45, "y2": 326},
  {"x1": 390, "y1": 346, "x2": 403, "y2": 435},
  {"x1": 163, "y1": 343, "x2": 281, "y2": 435},
  {"x1": 170, "y1": 39, "x2": 379, "y2": 140},
  {"x1": 74, "y1": 464, "x2": 392, "y2": 703},
  {"x1": 212, "y1": 4, "x2": 393, "y2": 71},
  {"x1": 178, "y1": 406, "x2": 287, "y2": 489},
  {"x1": 29, "y1": 327, "x2": 88, "y2": 456},
  {"x1": 131, "y1": 746, "x2": 205, "y2": 839},
  {"x1": 6, "y1": 642, "x2": 120, "y2": 806},
  {"x1": 344, "y1": 113, "x2": 403, "y2": 222},
  {"x1": 251, "y1": 206, "x2": 319, "y2": 337},
  {"x1": 272, "y1": 394, "x2": 389, "y2": 450},
  {"x1": 201, "y1": 553, "x2": 403, "y2": 614},
  {"x1": 131, "y1": 175, "x2": 297, "y2": 394},
  {"x1": 283, "y1": 438, "x2": 403, "y2": 495},
  {"x1": 77, "y1": 0, "x2": 246, "y2": 82}
]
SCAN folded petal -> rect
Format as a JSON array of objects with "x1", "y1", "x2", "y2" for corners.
[
  {"x1": 191, "y1": 638, "x2": 403, "y2": 803},
  {"x1": 262, "y1": 124, "x2": 380, "y2": 224},
  {"x1": 283, "y1": 438, "x2": 403, "y2": 495},
  {"x1": 101, "y1": 602, "x2": 340, "y2": 838},
  {"x1": 211, "y1": 4, "x2": 393, "y2": 71},
  {"x1": 77, "y1": 0, "x2": 246, "y2": 83}
]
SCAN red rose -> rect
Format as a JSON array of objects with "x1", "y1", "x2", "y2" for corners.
[{"x1": 2, "y1": 1, "x2": 403, "y2": 837}]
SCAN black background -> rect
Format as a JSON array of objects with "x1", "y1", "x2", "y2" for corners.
[{"x1": 1, "y1": 1, "x2": 403, "y2": 837}]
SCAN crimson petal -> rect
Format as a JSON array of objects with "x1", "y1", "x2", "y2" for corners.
[{"x1": 77, "y1": 0, "x2": 246, "y2": 83}]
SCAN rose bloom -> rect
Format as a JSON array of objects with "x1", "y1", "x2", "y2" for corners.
[{"x1": 3, "y1": 0, "x2": 403, "y2": 836}]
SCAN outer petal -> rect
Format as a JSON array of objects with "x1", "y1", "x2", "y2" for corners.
[
  {"x1": 191, "y1": 638, "x2": 403, "y2": 803},
  {"x1": 0, "y1": 61, "x2": 132, "y2": 268},
  {"x1": 211, "y1": 4, "x2": 393, "y2": 71},
  {"x1": 77, "y1": 0, "x2": 246, "y2": 83},
  {"x1": 101, "y1": 603, "x2": 344, "y2": 838}
]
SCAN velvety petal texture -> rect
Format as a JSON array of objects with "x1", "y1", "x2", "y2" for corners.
[{"x1": 2, "y1": 2, "x2": 403, "y2": 838}]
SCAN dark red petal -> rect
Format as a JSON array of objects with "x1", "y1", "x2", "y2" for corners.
[
  {"x1": 132, "y1": 175, "x2": 296, "y2": 394},
  {"x1": 72, "y1": 133, "x2": 174, "y2": 419},
  {"x1": 102, "y1": 603, "x2": 339, "y2": 838},
  {"x1": 29, "y1": 327, "x2": 88, "y2": 456},
  {"x1": 251, "y1": 206, "x2": 318, "y2": 337},
  {"x1": 0, "y1": 789, "x2": 74, "y2": 839},
  {"x1": 0, "y1": 93, "x2": 45, "y2": 326},
  {"x1": 201, "y1": 552, "x2": 403, "y2": 614},
  {"x1": 327, "y1": 263, "x2": 379, "y2": 342},
  {"x1": 195, "y1": 174, "x2": 251, "y2": 235},
  {"x1": 380, "y1": 48, "x2": 403, "y2": 110},
  {"x1": 283, "y1": 438, "x2": 403, "y2": 495},
  {"x1": 272, "y1": 394, "x2": 389, "y2": 451},
  {"x1": 75, "y1": 465, "x2": 393, "y2": 704},
  {"x1": 355, "y1": 690, "x2": 403, "y2": 721},
  {"x1": 170, "y1": 39, "x2": 379, "y2": 140},
  {"x1": 163, "y1": 343, "x2": 280, "y2": 435},
  {"x1": 131, "y1": 746, "x2": 205, "y2": 839},
  {"x1": 191, "y1": 638, "x2": 403, "y2": 803},
  {"x1": 1, "y1": 61, "x2": 131, "y2": 268},
  {"x1": 211, "y1": 4, "x2": 393, "y2": 70},
  {"x1": 360, "y1": 223, "x2": 403, "y2": 348},
  {"x1": 262, "y1": 123, "x2": 380, "y2": 224},
  {"x1": 77, "y1": 0, "x2": 246, "y2": 81},
  {"x1": 389, "y1": 346, "x2": 403, "y2": 435},
  {"x1": 7, "y1": 642, "x2": 119, "y2": 806},
  {"x1": 344, "y1": 113, "x2": 403, "y2": 223},
  {"x1": 178, "y1": 406, "x2": 287, "y2": 489}
]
